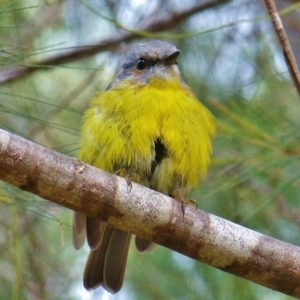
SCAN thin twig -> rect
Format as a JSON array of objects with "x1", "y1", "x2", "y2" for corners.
[
  {"x1": 264, "y1": 0, "x2": 300, "y2": 97},
  {"x1": 0, "y1": 0, "x2": 228, "y2": 84}
]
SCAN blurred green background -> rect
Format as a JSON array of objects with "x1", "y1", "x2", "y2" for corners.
[{"x1": 1, "y1": 0, "x2": 300, "y2": 299}]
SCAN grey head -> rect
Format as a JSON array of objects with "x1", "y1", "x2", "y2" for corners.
[{"x1": 107, "y1": 40, "x2": 184, "y2": 90}]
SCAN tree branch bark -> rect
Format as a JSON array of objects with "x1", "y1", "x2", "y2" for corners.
[
  {"x1": 0, "y1": 128, "x2": 300, "y2": 297},
  {"x1": 0, "y1": 0, "x2": 228, "y2": 84}
]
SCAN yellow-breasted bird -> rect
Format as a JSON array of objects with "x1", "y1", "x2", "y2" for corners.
[{"x1": 72, "y1": 40, "x2": 215, "y2": 294}]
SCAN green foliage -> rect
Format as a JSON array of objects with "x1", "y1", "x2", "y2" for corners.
[{"x1": 0, "y1": 0, "x2": 299, "y2": 299}]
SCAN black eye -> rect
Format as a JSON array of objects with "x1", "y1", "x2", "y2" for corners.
[{"x1": 136, "y1": 59, "x2": 147, "y2": 70}]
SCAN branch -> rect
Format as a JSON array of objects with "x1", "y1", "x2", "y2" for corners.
[
  {"x1": 0, "y1": 0, "x2": 228, "y2": 84},
  {"x1": 0, "y1": 128, "x2": 300, "y2": 298},
  {"x1": 264, "y1": 0, "x2": 300, "y2": 97}
]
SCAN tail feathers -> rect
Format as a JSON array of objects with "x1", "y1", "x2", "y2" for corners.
[
  {"x1": 135, "y1": 236, "x2": 156, "y2": 252},
  {"x1": 72, "y1": 212, "x2": 86, "y2": 250},
  {"x1": 86, "y1": 217, "x2": 102, "y2": 250},
  {"x1": 83, "y1": 225, "x2": 131, "y2": 294}
]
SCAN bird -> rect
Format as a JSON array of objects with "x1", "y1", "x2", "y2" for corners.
[{"x1": 72, "y1": 40, "x2": 215, "y2": 294}]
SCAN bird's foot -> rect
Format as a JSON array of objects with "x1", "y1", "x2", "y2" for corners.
[{"x1": 172, "y1": 191, "x2": 198, "y2": 217}]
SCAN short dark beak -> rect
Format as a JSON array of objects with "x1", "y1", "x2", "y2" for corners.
[{"x1": 165, "y1": 50, "x2": 181, "y2": 64}]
